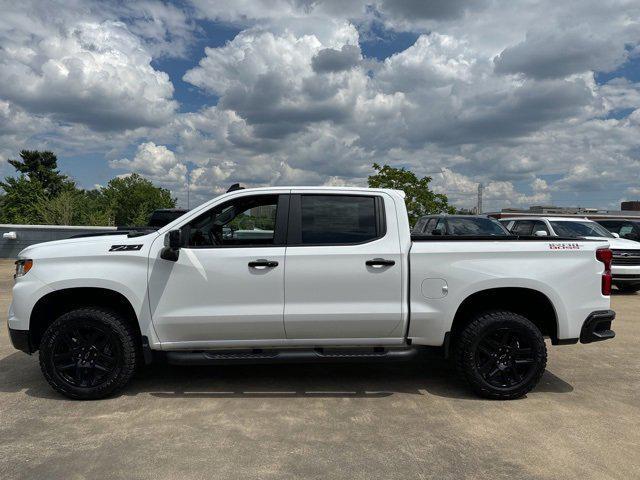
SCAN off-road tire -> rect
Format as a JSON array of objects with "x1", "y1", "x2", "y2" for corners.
[
  {"x1": 39, "y1": 308, "x2": 138, "y2": 400},
  {"x1": 455, "y1": 310, "x2": 547, "y2": 400}
]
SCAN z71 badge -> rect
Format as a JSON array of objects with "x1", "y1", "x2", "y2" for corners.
[
  {"x1": 109, "y1": 244, "x2": 143, "y2": 252},
  {"x1": 548, "y1": 242, "x2": 580, "y2": 250}
]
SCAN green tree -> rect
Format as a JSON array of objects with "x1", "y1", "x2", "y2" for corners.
[
  {"x1": 0, "y1": 176, "x2": 48, "y2": 224},
  {"x1": 34, "y1": 187, "x2": 100, "y2": 225},
  {"x1": 1, "y1": 150, "x2": 177, "y2": 226},
  {"x1": 8, "y1": 150, "x2": 68, "y2": 196},
  {"x1": 78, "y1": 190, "x2": 114, "y2": 226},
  {"x1": 368, "y1": 163, "x2": 455, "y2": 225},
  {"x1": 99, "y1": 173, "x2": 176, "y2": 226}
]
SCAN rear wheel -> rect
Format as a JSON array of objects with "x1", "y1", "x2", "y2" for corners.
[
  {"x1": 455, "y1": 311, "x2": 547, "y2": 400},
  {"x1": 39, "y1": 308, "x2": 138, "y2": 400}
]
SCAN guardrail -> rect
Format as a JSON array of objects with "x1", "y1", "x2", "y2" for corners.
[{"x1": 0, "y1": 224, "x2": 116, "y2": 258}]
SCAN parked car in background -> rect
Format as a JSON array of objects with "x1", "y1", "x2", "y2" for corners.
[
  {"x1": 500, "y1": 216, "x2": 640, "y2": 292},
  {"x1": 596, "y1": 219, "x2": 640, "y2": 242},
  {"x1": 413, "y1": 215, "x2": 511, "y2": 236}
]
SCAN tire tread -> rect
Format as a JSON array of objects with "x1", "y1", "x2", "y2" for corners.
[
  {"x1": 454, "y1": 310, "x2": 547, "y2": 400},
  {"x1": 39, "y1": 307, "x2": 138, "y2": 400}
]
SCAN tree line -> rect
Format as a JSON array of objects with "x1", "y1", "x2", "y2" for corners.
[
  {"x1": 0, "y1": 150, "x2": 454, "y2": 227},
  {"x1": 0, "y1": 151, "x2": 176, "y2": 226}
]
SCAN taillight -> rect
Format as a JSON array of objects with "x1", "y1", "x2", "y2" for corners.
[{"x1": 596, "y1": 248, "x2": 612, "y2": 295}]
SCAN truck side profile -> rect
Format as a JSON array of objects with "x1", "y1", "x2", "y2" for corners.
[{"x1": 8, "y1": 187, "x2": 616, "y2": 399}]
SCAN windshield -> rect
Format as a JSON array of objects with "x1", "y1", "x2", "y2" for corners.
[
  {"x1": 446, "y1": 218, "x2": 510, "y2": 236},
  {"x1": 549, "y1": 221, "x2": 614, "y2": 238}
]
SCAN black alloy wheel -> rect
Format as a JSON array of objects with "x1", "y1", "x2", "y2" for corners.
[
  {"x1": 50, "y1": 323, "x2": 121, "y2": 388},
  {"x1": 39, "y1": 308, "x2": 138, "y2": 399},
  {"x1": 474, "y1": 328, "x2": 536, "y2": 389},
  {"x1": 455, "y1": 310, "x2": 547, "y2": 400}
]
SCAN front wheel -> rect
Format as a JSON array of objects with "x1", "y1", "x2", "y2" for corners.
[
  {"x1": 39, "y1": 308, "x2": 139, "y2": 400},
  {"x1": 454, "y1": 311, "x2": 547, "y2": 400}
]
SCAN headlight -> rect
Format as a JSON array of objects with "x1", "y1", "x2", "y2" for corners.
[{"x1": 14, "y1": 259, "x2": 33, "y2": 278}]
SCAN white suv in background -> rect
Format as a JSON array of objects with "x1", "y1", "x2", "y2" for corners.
[{"x1": 500, "y1": 216, "x2": 640, "y2": 293}]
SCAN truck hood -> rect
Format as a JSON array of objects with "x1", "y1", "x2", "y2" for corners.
[{"x1": 18, "y1": 231, "x2": 157, "y2": 258}]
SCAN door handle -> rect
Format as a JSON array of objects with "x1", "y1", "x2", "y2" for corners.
[
  {"x1": 366, "y1": 258, "x2": 395, "y2": 267},
  {"x1": 248, "y1": 259, "x2": 279, "y2": 268}
]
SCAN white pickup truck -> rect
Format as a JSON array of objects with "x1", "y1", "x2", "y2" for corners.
[{"x1": 8, "y1": 187, "x2": 616, "y2": 400}]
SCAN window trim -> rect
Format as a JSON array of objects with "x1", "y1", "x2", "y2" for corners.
[
  {"x1": 286, "y1": 193, "x2": 387, "y2": 247},
  {"x1": 181, "y1": 194, "x2": 290, "y2": 249}
]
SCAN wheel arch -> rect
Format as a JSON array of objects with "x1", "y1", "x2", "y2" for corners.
[
  {"x1": 29, "y1": 287, "x2": 142, "y2": 351},
  {"x1": 448, "y1": 287, "x2": 558, "y2": 348}
]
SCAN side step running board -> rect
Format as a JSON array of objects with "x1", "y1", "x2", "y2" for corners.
[{"x1": 165, "y1": 347, "x2": 419, "y2": 366}]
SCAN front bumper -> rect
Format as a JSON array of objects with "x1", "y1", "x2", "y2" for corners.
[
  {"x1": 580, "y1": 310, "x2": 616, "y2": 344},
  {"x1": 611, "y1": 264, "x2": 640, "y2": 282},
  {"x1": 611, "y1": 274, "x2": 640, "y2": 284},
  {"x1": 8, "y1": 326, "x2": 32, "y2": 354}
]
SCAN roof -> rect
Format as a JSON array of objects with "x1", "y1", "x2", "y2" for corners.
[
  {"x1": 220, "y1": 186, "x2": 406, "y2": 197},
  {"x1": 418, "y1": 214, "x2": 490, "y2": 219},
  {"x1": 500, "y1": 216, "x2": 593, "y2": 222},
  {"x1": 598, "y1": 218, "x2": 640, "y2": 223}
]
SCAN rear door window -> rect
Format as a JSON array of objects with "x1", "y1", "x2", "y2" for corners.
[{"x1": 296, "y1": 195, "x2": 380, "y2": 245}]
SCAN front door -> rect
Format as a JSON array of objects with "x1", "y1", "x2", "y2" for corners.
[
  {"x1": 283, "y1": 192, "x2": 404, "y2": 340},
  {"x1": 148, "y1": 193, "x2": 289, "y2": 347}
]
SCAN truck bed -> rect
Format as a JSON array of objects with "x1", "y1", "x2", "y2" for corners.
[{"x1": 407, "y1": 237, "x2": 609, "y2": 345}]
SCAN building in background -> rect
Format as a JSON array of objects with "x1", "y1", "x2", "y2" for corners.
[
  {"x1": 490, "y1": 202, "x2": 640, "y2": 220},
  {"x1": 621, "y1": 201, "x2": 640, "y2": 211}
]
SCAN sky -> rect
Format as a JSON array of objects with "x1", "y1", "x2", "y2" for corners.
[{"x1": 0, "y1": 0, "x2": 639, "y2": 212}]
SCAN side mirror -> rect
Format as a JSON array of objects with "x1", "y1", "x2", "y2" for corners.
[
  {"x1": 611, "y1": 232, "x2": 620, "y2": 238},
  {"x1": 534, "y1": 230, "x2": 548, "y2": 237},
  {"x1": 160, "y1": 229, "x2": 181, "y2": 261}
]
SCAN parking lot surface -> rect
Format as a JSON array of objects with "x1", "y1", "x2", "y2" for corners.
[{"x1": 0, "y1": 259, "x2": 638, "y2": 479}]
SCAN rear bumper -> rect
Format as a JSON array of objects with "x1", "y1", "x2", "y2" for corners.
[
  {"x1": 580, "y1": 310, "x2": 616, "y2": 344},
  {"x1": 8, "y1": 326, "x2": 32, "y2": 354}
]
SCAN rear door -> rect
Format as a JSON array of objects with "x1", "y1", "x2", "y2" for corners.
[{"x1": 283, "y1": 192, "x2": 404, "y2": 340}]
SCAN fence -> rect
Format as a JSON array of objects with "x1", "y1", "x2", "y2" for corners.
[{"x1": 0, "y1": 224, "x2": 116, "y2": 258}]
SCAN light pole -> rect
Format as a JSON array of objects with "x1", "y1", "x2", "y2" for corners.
[{"x1": 185, "y1": 167, "x2": 190, "y2": 210}]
